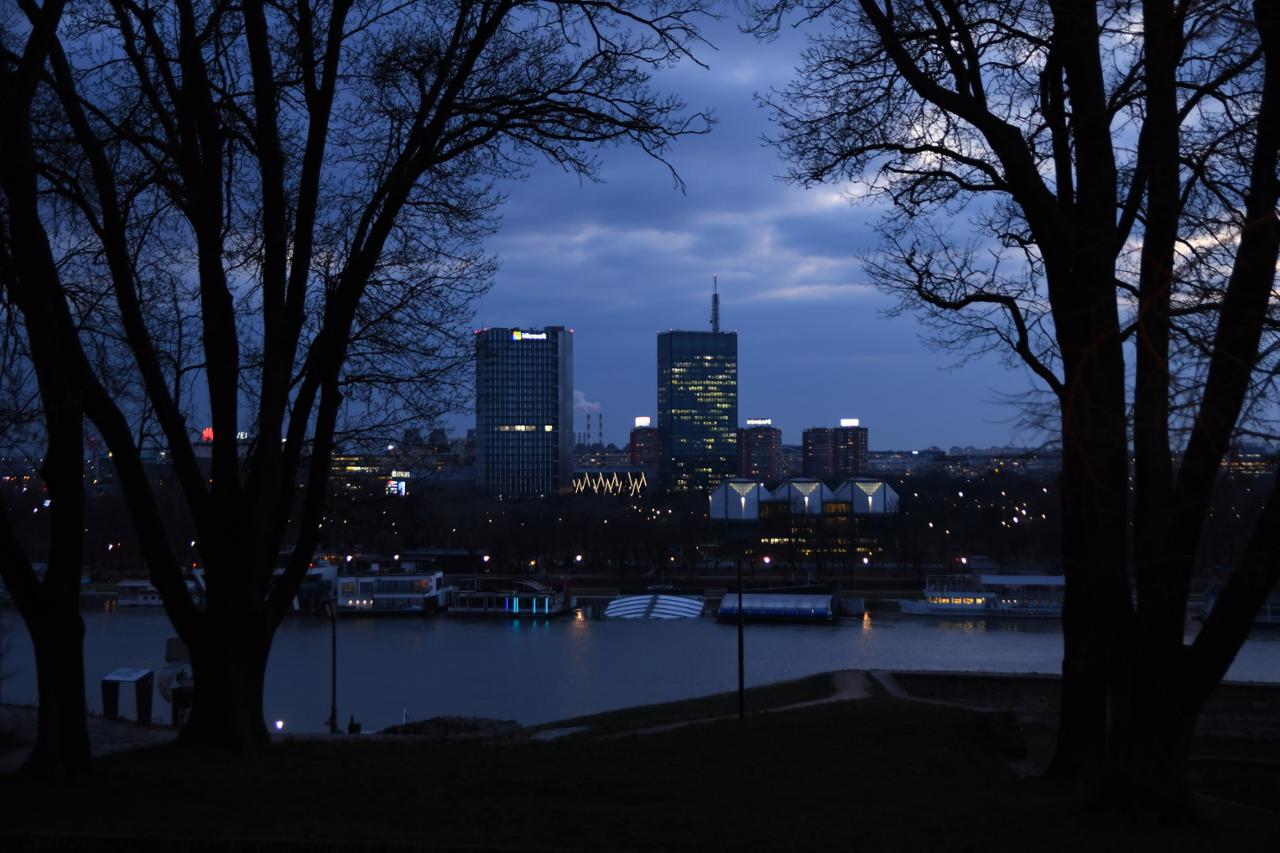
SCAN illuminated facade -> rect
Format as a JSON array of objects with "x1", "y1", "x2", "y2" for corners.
[
  {"x1": 737, "y1": 420, "x2": 783, "y2": 482},
  {"x1": 475, "y1": 327, "x2": 573, "y2": 496},
  {"x1": 802, "y1": 421, "x2": 869, "y2": 483},
  {"x1": 708, "y1": 477, "x2": 900, "y2": 562},
  {"x1": 657, "y1": 329, "x2": 738, "y2": 492},
  {"x1": 629, "y1": 417, "x2": 661, "y2": 467}
]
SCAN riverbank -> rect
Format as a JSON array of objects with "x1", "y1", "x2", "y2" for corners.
[{"x1": 1, "y1": 673, "x2": 1276, "y2": 851}]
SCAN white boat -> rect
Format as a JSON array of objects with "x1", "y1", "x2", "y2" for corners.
[
  {"x1": 116, "y1": 578, "x2": 200, "y2": 607},
  {"x1": 289, "y1": 558, "x2": 451, "y2": 614},
  {"x1": 116, "y1": 579, "x2": 164, "y2": 606},
  {"x1": 899, "y1": 574, "x2": 1064, "y2": 618}
]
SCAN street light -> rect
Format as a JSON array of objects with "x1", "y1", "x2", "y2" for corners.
[
  {"x1": 736, "y1": 553, "x2": 746, "y2": 719},
  {"x1": 320, "y1": 596, "x2": 338, "y2": 735}
]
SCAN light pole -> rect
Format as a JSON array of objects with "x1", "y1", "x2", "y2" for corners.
[
  {"x1": 321, "y1": 596, "x2": 338, "y2": 735},
  {"x1": 736, "y1": 554, "x2": 745, "y2": 719}
]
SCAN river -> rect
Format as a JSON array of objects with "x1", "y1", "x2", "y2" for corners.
[{"x1": 2, "y1": 608, "x2": 1277, "y2": 733}]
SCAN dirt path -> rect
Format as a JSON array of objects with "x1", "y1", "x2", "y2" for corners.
[{"x1": 582, "y1": 669, "x2": 874, "y2": 740}]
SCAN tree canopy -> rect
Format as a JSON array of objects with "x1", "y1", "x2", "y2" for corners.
[{"x1": 750, "y1": 0, "x2": 1280, "y2": 809}]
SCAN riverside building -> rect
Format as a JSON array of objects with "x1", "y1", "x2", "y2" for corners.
[
  {"x1": 657, "y1": 282, "x2": 738, "y2": 492},
  {"x1": 474, "y1": 326, "x2": 573, "y2": 497}
]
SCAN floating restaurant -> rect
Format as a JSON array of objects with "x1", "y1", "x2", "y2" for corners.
[
  {"x1": 716, "y1": 592, "x2": 837, "y2": 623},
  {"x1": 449, "y1": 576, "x2": 570, "y2": 618}
]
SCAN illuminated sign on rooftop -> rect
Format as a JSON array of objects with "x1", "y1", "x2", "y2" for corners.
[
  {"x1": 839, "y1": 418, "x2": 861, "y2": 427},
  {"x1": 511, "y1": 330, "x2": 548, "y2": 341},
  {"x1": 745, "y1": 418, "x2": 773, "y2": 426},
  {"x1": 634, "y1": 416, "x2": 652, "y2": 428}
]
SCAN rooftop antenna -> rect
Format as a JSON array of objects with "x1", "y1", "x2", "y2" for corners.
[{"x1": 711, "y1": 275, "x2": 720, "y2": 333}]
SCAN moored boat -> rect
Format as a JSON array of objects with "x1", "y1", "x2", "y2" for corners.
[{"x1": 899, "y1": 574, "x2": 1064, "y2": 618}]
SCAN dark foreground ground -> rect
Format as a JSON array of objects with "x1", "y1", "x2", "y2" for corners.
[{"x1": 1, "y1": 680, "x2": 1274, "y2": 853}]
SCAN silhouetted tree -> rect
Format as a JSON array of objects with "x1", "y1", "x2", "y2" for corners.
[
  {"x1": 0, "y1": 145, "x2": 92, "y2": 774},
  {"x1": 2, "y1": 0, "x2": 711, "y2": 752},
  {"x1": 749, "y1": 0, "x2": 1280, "y2": 810}
]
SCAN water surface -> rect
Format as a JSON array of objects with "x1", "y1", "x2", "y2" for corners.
[{"x1": 1, "y1": 609, "x2": 1276, "y2": 733}]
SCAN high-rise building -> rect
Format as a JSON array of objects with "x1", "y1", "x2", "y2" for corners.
[
  {"x1": 833, "y1": 418, "x2": 869, "y2": 479},
  {"x1": 474, "y1": 326, "x2": 573, "y2": 496},
  {"x1": 802, "y1": 419, "x2": 869, "y2": 483},
  {"x1": 802, "y1": 428, "x2": 835, "y2": 480},
  {"x1": 629, "y1": 416, "x2": 661, "y2": 467},
  {"x1": 657, "y1": 283, "x2": 738, "y2": 492},
  {"x1": 737, "y1": 418, "x2": 783, "y2": 482}
]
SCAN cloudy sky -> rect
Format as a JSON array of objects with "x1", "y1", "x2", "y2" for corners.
[{"x1": 450, "y1": 15, "x2": 1041, "y2": 450}]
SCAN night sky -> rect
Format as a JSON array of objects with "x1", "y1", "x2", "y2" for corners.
[{"x1": 450, "y1": 18, "x2": 1040, "y2": 450}]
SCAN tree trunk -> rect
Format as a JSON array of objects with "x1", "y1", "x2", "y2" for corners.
[
  {"x1": 1044, "y1": 457, "x2": 1108, "y2": 783},
  {"x1": 1115, "y1": 650, "x2": 1198, "y2": 816},
  {"x1": 179, "y1": 618, "x2": 272, "y2": 751},
  {"x1": 1044, "y1": 334, "x2": 1131, "y2": 785},
  {"x1": 21, "y1": 610, "x2": 92, "y2": 777}
]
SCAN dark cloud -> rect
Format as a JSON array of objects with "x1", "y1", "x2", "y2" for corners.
[{"x1": 453, "y1": 18, "x2": 1037, "y2": 449}]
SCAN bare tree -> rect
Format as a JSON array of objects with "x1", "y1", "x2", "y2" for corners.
[
  {"x1": 0, "y1": 223, "x2": 92, "y2": 776},
  {"x1": 749, "y1": 0, "x2": 1280, "y2": 810},
  {"x1": 1, "y1": 0, "x2": 712, "y2": 752}
]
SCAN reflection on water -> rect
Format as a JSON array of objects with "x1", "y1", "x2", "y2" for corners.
[
  {"x1": 938, "y1": 619, "x2": 986, "y2": 633},
  {"x1": 0, "y1": 608, "x2": 1276, "y2": 734}
]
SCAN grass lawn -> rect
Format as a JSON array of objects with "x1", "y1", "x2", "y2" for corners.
[
  {"x1": 4, "y1": 697, "x2": 1272, "y2": 851},
  {"x1": 527, "y1": 672, "x2": 839, "y2": 737}
]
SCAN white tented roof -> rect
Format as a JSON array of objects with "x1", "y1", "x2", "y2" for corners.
[
  {"x1": 764, "y1": 480, "x2": 831, "y2": 514},
  {"x1": 603, "y1": 594, "x2": 705, "y2": 619}
]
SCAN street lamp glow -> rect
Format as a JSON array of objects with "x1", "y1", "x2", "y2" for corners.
[
  {"x1": 274, "y1": 720, "x2": 284, "y2": 731},
  {"x1": 762, "y1": 556, "x2": 771, "y2": 565}
]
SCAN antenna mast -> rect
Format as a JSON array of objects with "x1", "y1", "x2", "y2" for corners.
[{"x1": 711, "y1": 275, "x2": 720, "y2": 333}]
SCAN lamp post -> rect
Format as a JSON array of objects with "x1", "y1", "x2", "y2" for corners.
[
  {"x1": 321, "y1": 595, "x2": 338, "y2": 735},
  {"x1": 736, "y1": 554, "x2": 745, "y2": 719}
]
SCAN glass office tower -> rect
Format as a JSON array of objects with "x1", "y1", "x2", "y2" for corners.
[
  {"x1": 657, "y1": 329, "x2": 738, "y2": 492},
  {"x1": 475, "y1": 326, "x2": 573, "y2": 496}
]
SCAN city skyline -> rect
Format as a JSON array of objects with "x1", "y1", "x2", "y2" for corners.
[{"x1": 447, "y1": 18, "x2": 1039, "y2": 450}]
